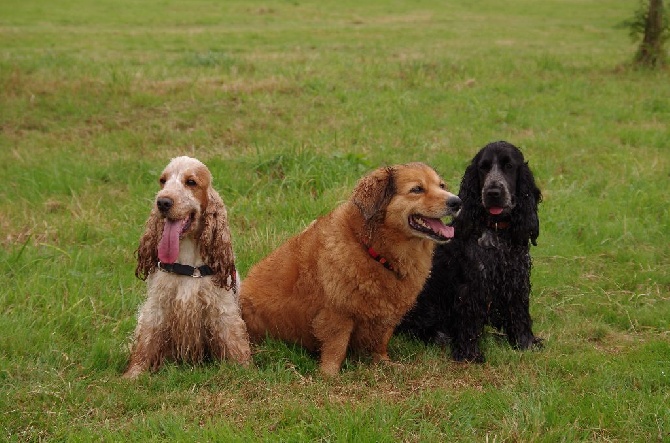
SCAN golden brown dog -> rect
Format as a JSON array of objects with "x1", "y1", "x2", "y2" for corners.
[{"x1": 240, "y1": 162, "x2": 461, "y2": 376}]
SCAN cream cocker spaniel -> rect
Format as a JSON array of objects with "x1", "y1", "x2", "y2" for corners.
[{"x1": 123, "y1": 156, "x2": 251, "y2": 378}]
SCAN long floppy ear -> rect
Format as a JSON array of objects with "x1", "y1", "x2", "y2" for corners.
[
  {"x1": 135, "y1": 208, "x2": 164, "y2": 281},
  {"x1": 454, "y1": 155, "x2": 485, "y2": 238},
  {"x1": 350, "y1": 166, "x2": 396, "y2": 232},
  {"x1": 511, "y1": 161, "x2": 542, "y2": 246},
  {"x1": 199, "y1": 188, "x2": 236, "y2": 290}
]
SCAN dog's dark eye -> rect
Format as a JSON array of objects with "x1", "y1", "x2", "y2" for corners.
[
  {"x1": 439, "y1": 183, "x2": 446, "y2": 190},
  {"x1": 410, "y1": 186, "x2": 424, "y2": 194},
  {"x1": 186, "y1": 179, "x2": 197, "y2": 187},
  {"x1": 504, "y1": 163, "x2": 514, "y2": 171},
  {"x1": 159, "y1": 178, "x2": 166, "y2": 186},
  {"x1": 479, "y1": 161, "x2": 491, "y2": 171}
]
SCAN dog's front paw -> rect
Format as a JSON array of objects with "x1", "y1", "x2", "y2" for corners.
[
  {"x1": 319, "y1": 361, "x2": 341, "y2": 377},
  {"x1": 452, "y1": 347, "x2": 485, "y2": 364},
  {"x1": 513, "y1": 334, "x2": 544, "y2": 351},
  {"x1": 122, "y1": 364, "x2": 145, "y2": 379}
]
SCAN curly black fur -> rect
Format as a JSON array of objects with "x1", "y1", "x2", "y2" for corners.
[{"x1": 397, "y1": 141, "x2": 543, "y2": 362}]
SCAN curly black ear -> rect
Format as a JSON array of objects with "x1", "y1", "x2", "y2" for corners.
[
  {"x1": 511, "y1": 161, "x2": 542, "y2": 246},
  {"x1": 454, "y1": 155, "x2": 484, "y2": 238}
]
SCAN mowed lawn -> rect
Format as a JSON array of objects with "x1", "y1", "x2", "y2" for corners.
[{"x1": 1, "y1": 0, "x2": 669, "y2": 441}]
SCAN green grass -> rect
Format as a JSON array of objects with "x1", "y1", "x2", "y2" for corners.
[{"x1": 1, "y1": 0, "x2": 669, "y2": 440}]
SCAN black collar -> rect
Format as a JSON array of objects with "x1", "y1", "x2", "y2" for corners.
[{"x1": 158, "y1": 261, "x2": 214, "y2": 278}]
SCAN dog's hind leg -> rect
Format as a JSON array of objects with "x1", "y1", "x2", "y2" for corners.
[{"x1": 312, "y1": 309, "x2": 355, "y2": 377}]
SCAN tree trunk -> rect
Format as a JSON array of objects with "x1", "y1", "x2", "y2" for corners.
[{"x1": 635, "y1": 0, "x2": 666, "y2": 66}]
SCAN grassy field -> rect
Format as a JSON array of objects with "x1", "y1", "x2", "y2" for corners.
[{"x1": 1, "y1": 0, "x2": 669, "y2": 440}]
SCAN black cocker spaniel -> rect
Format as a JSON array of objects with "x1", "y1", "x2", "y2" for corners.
[{"x1": 397, "y1": 141, "x2": 543, "y2": 362}]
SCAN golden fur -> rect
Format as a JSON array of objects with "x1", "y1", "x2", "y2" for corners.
[
  {"x1": 240, "y1": 163, "x2": 461, "y2": 376},
  {"x1": 124, "y1": 156, "x2": 251, "y2": 379}
]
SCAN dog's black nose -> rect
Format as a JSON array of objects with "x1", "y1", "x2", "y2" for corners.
[
  {"x1": 156, "y1": 197, "x2": 173, "y2": 213},
  {"x1": 486, "y1": 188, "x2": 501, "y2": 199},
  {"x1": 447, "y1": 195, "x2": 462, "y2": 212}
]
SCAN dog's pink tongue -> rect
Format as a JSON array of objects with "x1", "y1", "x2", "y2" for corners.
[
  {"x1": 425, "y1": 218, "x2": 455, "y2": 239},
  {"x1": 158, "y1": 219, "x2": 187, "y2": 264},
  {"x1": 489, "y1": 207, "x2": 504, "y2": 215}
]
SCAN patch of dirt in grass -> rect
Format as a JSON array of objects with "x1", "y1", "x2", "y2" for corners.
[{"x1": 141, "y1": 76, "x2": 298, "y2": 96}]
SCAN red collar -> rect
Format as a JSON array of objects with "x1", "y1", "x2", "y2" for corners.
[{"x1": 364, "y1": 243, "x2": 400, "y2": 277}]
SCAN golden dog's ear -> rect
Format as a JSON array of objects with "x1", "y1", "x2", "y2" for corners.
[{"x1": 351, "y1": 166, "x2": 396, "y2": 223}]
